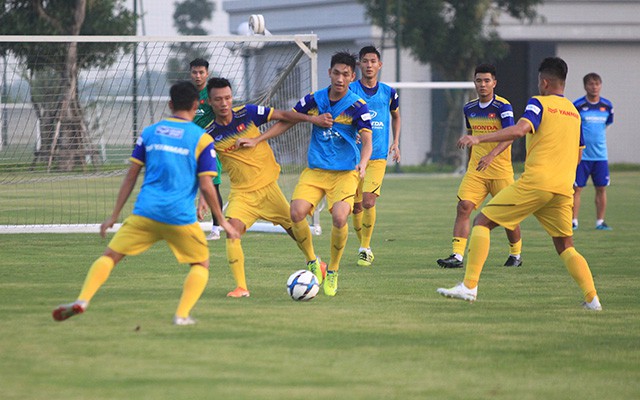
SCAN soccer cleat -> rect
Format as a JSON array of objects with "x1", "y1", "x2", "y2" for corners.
[
  {"x1": 357, "y1": 248, "x2": 375, "y2": 267},
  {"x1": 324, "y1": 271, "x2": 339, "y2": 296},
  {"x1": 503, "y1": 255, "x2": 523, "y2": 267},
  {"x1": 206, "y1": 228, "x2": 221, "y2": 241},
  {"x1": 52, "y1": 300, "x2": 87, "y2": 322},
  {"x1": 582, "y1": 296, "x2": 602, "y2": 311},
  {"x1": 173, "y1": 316, "x2": 197, "y2": 325},
  {"x1": 437, "y1": 255, "x2": 463, "y2": 269},
  {"x1": 436, "y1": 282, "x2": 477, "y2": 302},
  {"x1": 595, "y1": 222, "x2": 612, "y2": 231},
  {"x1": 226, "y1": 287, "x2": 250, "y2": 298},
  {"x1": 307, "y1": 258, "x2": 325, "y2": 285}
]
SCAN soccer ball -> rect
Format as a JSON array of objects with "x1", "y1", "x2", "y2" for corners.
[{"x1": 286, "y1": 270, "x2": 319, "y2": 301}]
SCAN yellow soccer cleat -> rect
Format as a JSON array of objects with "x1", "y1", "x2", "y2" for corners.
[
  {"x1": 307, "y1": 258, "x2": 325, "y2": 285},
  {"x1": 323, "y1": 271, "x2": 339, "y2": 296}
]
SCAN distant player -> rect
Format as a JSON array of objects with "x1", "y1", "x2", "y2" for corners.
[
  {"x1": 200, "y1": 77, "x2": 332, "y2": 298},
  {"x1": 572, "y1": 72, "x2": 614, "y2": 231},
  {"x1": 437, "y1": 64, "x2": 523, "y2": 269},
  {"x1": 349, "y1": 45, "x2": 401, "y2": 267},
  {"x1": 438, "y1": 57, "x2": 602, "y2": 311},
  {"x1": 190, "y1": 58, "x2": 224, "y2": 240},
  {"x1": 239, "y1": 51, "x2": 373, "y2": 296},
  {"x1": 52, "y1": 81, "x2": 238, "y2": 325}
]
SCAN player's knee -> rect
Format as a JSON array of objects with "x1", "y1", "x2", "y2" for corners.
[
  {"x1": 362, "y1": 196, "x2": 377, "y2": 209},
  {"x1": 456, "y1": 200, "x2": 474, "y2": 216},
  {"x1": 353, "y1": 202, "x2": 363, "y2": 214}
]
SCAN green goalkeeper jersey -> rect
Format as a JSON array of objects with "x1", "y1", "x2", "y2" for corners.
[{"x1": 194, "y1": 87, "x2": 222, "y2": 185}]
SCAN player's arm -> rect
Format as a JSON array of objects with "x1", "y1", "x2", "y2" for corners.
[
  {"x1": 237, "y1": 120, "x2": 295, "y2": 148},
  {"x1": 358, "y1": 128, "x2": 373, "y2": 178},
  {"x1": 476, "y1": 104, "x2": 516, "y2": 170},
  {"x1": 100, "y1": 162, "x2": 142, "y2": 238},
  {"x1": 458, "y1": 119, "x2": 531, "y2": 149},
  {"x1": 270, "y1": 109, "x2": 333, "y2": 128},
  {"x1": 389, "y1": 109, "x2": 401, "y2": 162},
  {"x1": 198, "y1": 175, "x2": 239, "y2": 239}
]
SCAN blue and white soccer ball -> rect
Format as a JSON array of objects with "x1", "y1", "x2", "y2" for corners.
[{"x1": 286, "y1": 270, "x2": 319, "y2": 301}]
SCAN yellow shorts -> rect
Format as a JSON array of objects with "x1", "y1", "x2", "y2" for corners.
[
  {"x1": 108, "y1": 215, "x2": 209, "y2": 264},
  {"x1": 482, "y1": 181, "x2": 573, "y2": 237},
  {"x1": 355, "y1": 159, "x2": 387, "y2": 203},
  {"x1": 457, "y1": 173, "x2": 514, "y2": 209},
  {"x1": 225, "y1": 181, "x2": 292, "y2": 232},
  {"x1": 293, "y1": 168, "x2": 360, "y2": 213}
]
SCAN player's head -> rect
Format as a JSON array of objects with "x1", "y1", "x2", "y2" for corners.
[
  {"x1": 537, "y1": 57, "x2": 568, "y2": 95},
  {"x1": 169, "y1": 81, "x2": 199, "y2": 115},
  {"x1": 473, "y1": 63, "x2": 497, "y2": 101},
  {"x1": 189, "y1": 58, "x2": 209, "y2": 90},
  {"x1": 329, "y1": 51, "x2": 357, "y2": 96},
  {"x1": 358, "y1": 46, "x2": 382, "y2": 81},
  {"x1": 206, "y1": 77, "x2": 233, "y2": 119},
  {"x1": 583, "y1": 72, "x2": 602, "y2": 99}
]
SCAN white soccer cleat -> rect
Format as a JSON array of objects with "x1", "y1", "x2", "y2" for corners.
[
  {"x1": 173, "y1": 316, "x2": 197, "y2": 326},
  {"x1": 437, "y1": 282, "x2": 477, "y2": 302},
  {"x1": 206, "y1": 227, "x2": 221, "y2": 241},
  {"x1": 582, "y1": 296, "x2": 602, "y2": 311}
]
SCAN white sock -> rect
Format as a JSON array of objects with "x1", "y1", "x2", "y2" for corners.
[
  {"x1": 453, "y1": 253, "x2": 463, "y2": 262},
  {"x1": 572, "y1": 219, "x2": 578, "y2": 226},
  {"x1": 596, "y1": 219, "x2": 604, "y2": 226},
  {"x1": 509, "y1": 254, "x2": 521, "y2": 260},
  {"x1": 359, "y1": 247, "x2": 371, "y2": 252}
]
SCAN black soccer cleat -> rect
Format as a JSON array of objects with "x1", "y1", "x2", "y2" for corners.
[
  {"x1": 437, "y1": 255, "x2": 464, "y2": 269},
  {"x1": 503, "y1": 255, "x2": 523, "y2": 267}
]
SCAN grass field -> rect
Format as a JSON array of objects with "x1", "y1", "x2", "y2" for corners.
[{"x1": 1, "y1": 172, "x2": 639, "y2": 399}]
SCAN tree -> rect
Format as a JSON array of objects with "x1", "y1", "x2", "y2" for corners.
[
  {"x1": 0, "y1": 0, "x2": 135, "y2": 171},
  {"x1": 359, "y1": 0, "x2": 542, "y2": 165},
  {"x1": 166, "y1": 0, "x2": 215, "y2": 84}
]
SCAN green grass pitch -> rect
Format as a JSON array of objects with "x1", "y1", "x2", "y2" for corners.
[{"x1": 1, "y1": 172, "x2": 639, "y2": 399}]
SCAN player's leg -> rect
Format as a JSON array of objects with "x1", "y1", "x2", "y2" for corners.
[
  {"x1": 358, "y1": 159, "x2": 385, "y2": 267},
  {"x1": 52, "y1": 215, "x2": 159, "y2": 322},
  {"x1": 593, "y1": 161, "x2": 612, "y2": 230},
  {"x1": 165, "y1": 221, "x2": 212, "y2": 324},
  {"x1": 352, "y1": 180, "x2": 364, "y2": 242},
  {"x1": 206, "y1": 182, "x2": 223, "y2": 240},
  {"x1": 572, "y1": 161, "x2": 590, "y2": 230},
  {"x1": 491, "y1": 178, "x2": 523, "y2": 267},
  {"x1": 222, "y1": 190, "x2": 256, "y2": 297}
]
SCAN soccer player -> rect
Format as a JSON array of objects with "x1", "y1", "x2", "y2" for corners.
[
  {"x1": 437, "y1": 57, "x2": 602, "y2": 311},
  {"x1": 52, "y1": 81, "x2": 238, "y2": 325},
  {"x1": 349, "y1": 45, "x2": 401, "y2": 267},
  {"x1": 437, "y1": 64, "x2": 523, "y2": 269},
  {"x1": 199, "y1": 77, "x2": 332, "y2": 298},
  {"x1": 572, "y1": 72, "x2": 614, "y2": 231},
  {"x1": 239, "y1": 51, "x2": 373, "y2": 297},
  {"x1": 190, "y1": 58, "x2": 224, "y2": 240}
]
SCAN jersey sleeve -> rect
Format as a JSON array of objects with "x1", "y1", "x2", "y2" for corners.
[
  {"x1": 129, "y1": 135, "x2": 145, "y2": 165},
  {"x1": 520, "y1": 97, "x2": 544, "y2": 133},
  {"x1": 196, "y1": 134, "x2": 218, "y2": 177},
  {"x1": 355, "y1": 102, "x2": 373, "y2": 133},
  {"x1": 246, "y1": 104, "x2": 273, "y2": 126},
  {"x1": 499, "y1": 102, "x2": 515, "y2": 128},
  {"x1": 293, "y1": 93, "x2": 316, "y2": 115},
  {"x1": 607, "y1": 107, "x2": 614, "y2": 126},
  {"x1": 389, "y1": 88, "x2": 399, "y2": 112}
]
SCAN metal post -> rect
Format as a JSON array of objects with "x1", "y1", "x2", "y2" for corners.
[
  {"x1": 1, "y1": 54, "x2": 7, "y2": 148},
  {"x1": 132, "y1": 0, "x2": 139, "y2": 143}
]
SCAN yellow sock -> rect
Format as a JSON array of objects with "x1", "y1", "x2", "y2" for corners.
[
  {"x1": 452, "y1": 237, "x2": 467, "y2": 256},
  {"x1": 352, "y1": 211, "x2": 363, "y2": 242},
  {"x1": 329, "y1": 224, "x2": 349, "y2": 271},
  {"x1": 560, "y1": 247, "x2": 597, "y2": 302},
  {"x1": 175, "y1": 264, "x2": 209, "y2": 318},
  {"x1": 77, "y1": 255, "x2": 115, "y2": 302},
  {"x1": 509, "y1": 239, "x2": 522, "y2": 256},
  {"x1": 226, "y1": 238, "x2": 247, "y2": 290},
  {"x1": 292, "y1": 219, "x2": 316, "y2": 262},
  {"x1": 361, "y1": 206, "x2": 376, "y2": 249},
  {"x1": 463, "y1": 226, "x2": 491, "y2": 289}
]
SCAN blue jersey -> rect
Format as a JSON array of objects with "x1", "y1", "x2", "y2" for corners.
[
  {"x1": 573, "y1": 96, "x2": 613, "y2": 161},
  {"x1": 293, "y1": 87, "x2": 372, "y2": 171},
  {"x1": 130, "y1": 117, "x2": 218, "y2": 225},
  {"x1": 349, "y1": 81, "x2": 398, "y2": 160}
]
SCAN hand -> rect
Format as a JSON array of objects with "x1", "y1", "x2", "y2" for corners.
[
  {"x1": 220, "y1": 220, "x2": 240, "y2": 239},
  {"x1": 100, "y1": 215, "x2": 117, "y2": 239},
  {"x1": 356, "y1": 163, "x2": 367, "y2": 179},
  {"x1": 236, "y1": 137, "x2": 257, "y2": 148},
  {"x1": 389, "y1": 143, "x2": 401, "y2": 163},
  {"x1": 476, "y1": 154, "x2": 495, "y2": 171},
  {"x1": 311, "y1": 113, "x2": 333, "y2": 128},
  {"x1": 197, "y1": 197, "x2": 209, "y2": 221},
  {"x1": 457, "y1": 135, "x2": 479, "y2": 149}
]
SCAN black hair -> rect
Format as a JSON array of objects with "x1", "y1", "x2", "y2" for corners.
[
  {"x1": 474, "y1": 63, "x2": 497, "y2": 78},
  {"x1": 206, "y1": 77, "x2": 232, "y2": 94},
  {"x1": 358, "y1": 45, "x2": 381, "y2": 61},
  {"x1": 583, "y1": 72, "x2": 602, "y2": 85},
  {"x1": 170, "y1": 81, "x2": 199, "y2": 111},
  {"x1": 538, "y1": 57, "x2": 568, "y2": 82},
  {"x1": 330, "y1": 51, "x2": 357, "y2": 71},
  {"x1": 189, "y1": 58, "x2": 209, "y2": 70}
]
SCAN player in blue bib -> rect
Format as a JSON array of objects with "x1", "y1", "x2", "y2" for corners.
[
  {"x1": 572, "y1": 72, "x2": 614, "y2": 231},
  {"x1": 52, "y1": 81, "x2": 238, "y2": 326},
  {"x1": 349, "y1": 46, "x2": 401, "y2": 268}
]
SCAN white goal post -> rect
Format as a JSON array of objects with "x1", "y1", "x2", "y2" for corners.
[{"x1": 0, "y1": 34, "x2": 322, "y2": 234}]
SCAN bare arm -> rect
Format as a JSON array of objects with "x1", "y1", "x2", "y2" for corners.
[
  {"x1": 198, "y1": 175, "x2": 239, "y2": 239},
  {"x1": 357, "y1": 129, "x2": 373, "y2": 179},
  {"x1": 271, "y1": 109, "x2": 333, "y2": 128},
  {"x1": 100, "y1": 162, "x2": 142, "y2": 238},
  {"x1": 389, "y1": 109, "x2": 401, "y2": 163},
  {"x1": 476, "y1": 139, "x2": 514, "y2": 172},
  {"x1": 458, "y1": 119, "x2": 531, "y2": 149},
  {"x1": 236, "y1": 120, "x2": 296, "y2": 148}
]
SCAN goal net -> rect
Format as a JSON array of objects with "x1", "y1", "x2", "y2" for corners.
[{"x1": 0, "y1": 35, "x2": 320, "y2": 234}]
